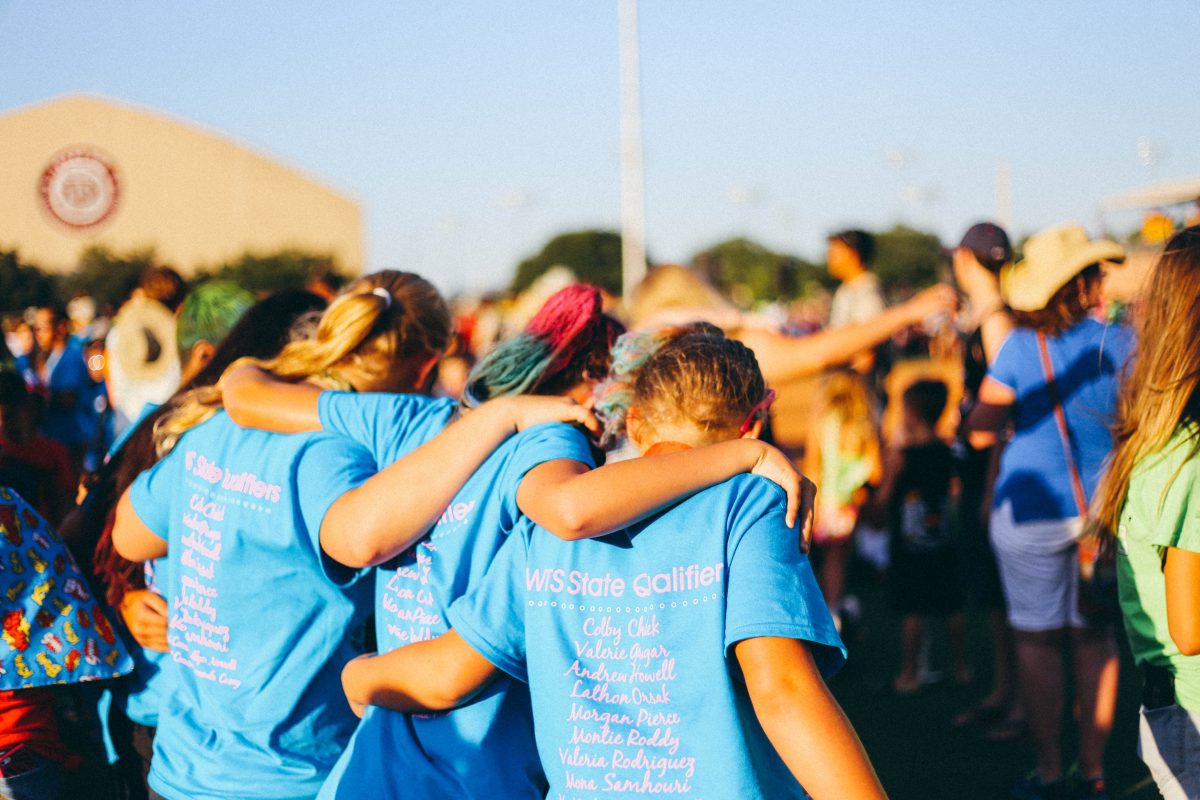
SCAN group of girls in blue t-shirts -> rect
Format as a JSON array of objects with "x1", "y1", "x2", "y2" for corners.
[{"x1": 109, "y1": 272, "x2": 886, "y2": 800}]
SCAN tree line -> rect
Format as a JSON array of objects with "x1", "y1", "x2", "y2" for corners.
[{"x1": 1, "y1": 223, "x2": 948, "y2": 315}]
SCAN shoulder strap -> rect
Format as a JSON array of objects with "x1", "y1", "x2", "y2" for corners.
[{"x1": 1036, "y1": 332, "x2": 1089, "y2": 518}]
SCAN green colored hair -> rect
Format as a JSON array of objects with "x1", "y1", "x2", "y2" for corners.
[{"x1": 176, "y1": 281, "x2": 255, "y2": 357}]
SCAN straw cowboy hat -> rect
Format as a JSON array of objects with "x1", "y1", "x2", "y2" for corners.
[
  {"x1": 1000, "y1": 224, "x2": 1124, "y2": 312},
  {"x1": 106, "y1": 296, "x2": 181, "y2": 424}
]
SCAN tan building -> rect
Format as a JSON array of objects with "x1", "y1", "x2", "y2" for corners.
[{"x1": 0, "y1": 94, "x2": 362, "y2": 275}]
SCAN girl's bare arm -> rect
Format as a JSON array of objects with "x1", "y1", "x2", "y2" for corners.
[
  {"x1": 736, "y1": 636, "x2": 887, "y2": 800},
  {"x1": 341, "y1": 630, "x2": 498, "y2": 717},
  {"x1": 1164, "y1": 545, "x2": 1200, "y2": 656},
  {"x1": 516, "y1": 439, "x2": 810, "y2": 539}
]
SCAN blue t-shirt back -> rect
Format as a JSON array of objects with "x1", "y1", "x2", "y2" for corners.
[
  {"x1": 316, "y1": 391, "x2": 456, "y2": 467},
  {"x1": 129, "y1": 412, "x2": 377, "y2": 800},
  {"x1": 317, "y1": 398, "x2": 596, "y2": 800},
  {"x1": 987, "y1": 320, "x2": 1132, "y2": 523},
  {"x1": 448, "y1": 474, "x2": 845, "y2": 800}
]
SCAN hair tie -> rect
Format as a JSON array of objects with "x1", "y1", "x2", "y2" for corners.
[{"x1": 370, "y1": 287, "x2": 393, "y2": 309}]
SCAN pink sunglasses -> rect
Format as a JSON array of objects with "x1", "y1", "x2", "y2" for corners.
[{"x1": 739, "y1": 389, "x2": 776, "y2": 435}]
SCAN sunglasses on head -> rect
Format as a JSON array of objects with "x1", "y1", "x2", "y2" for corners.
[{"x1": 739, "y1": 389, "x2": 776, "y2": 435}]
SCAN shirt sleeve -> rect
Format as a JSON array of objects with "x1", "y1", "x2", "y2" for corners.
[
  {"x1": 499, "y1": 423, "x2": 597, "y2": 523},
  {"x1": 294, "y1": 434, "x2": 379, "y2": 586},
  {"x1": 446, "y1": 523, "x2": 531, "y2": 683},
  {"x1": 127, "y1": 450, "x2": 177, "y2": 540},
  {"x1": 1132, "y1": 439, "x2": 1200, "y2": 555},
  {"x1": 723, "y1": 478, "x2": 847, "y2": 678},
  {"x1": 986, "y1": 329, "x2": 1023, "y2": 392},
  {"x1": 317, "y1": 392, "x2": 455, "y2": 467}
]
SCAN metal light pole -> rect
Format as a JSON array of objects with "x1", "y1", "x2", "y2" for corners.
[{"x1": 618, "y1": 0, "x2": 647, "y2": 302}]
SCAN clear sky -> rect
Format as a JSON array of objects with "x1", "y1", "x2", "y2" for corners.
[{"x1": 3, "y1": 1, "x2": 1197, "y2": 294}]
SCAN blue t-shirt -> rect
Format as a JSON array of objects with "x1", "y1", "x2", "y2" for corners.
[
  {"x1": 317, "y1": 393, "x2": 595, "y2": 800},
  {"x1": 129, "y1": 412, "x2": 377, "y2": 800},
  {"x1": 111, "y1": 558, "x2": 169, "y2": 728},
  {"x1": 18, "y1": 340, "x2": 100, "y2": 448},
  {"x1": 317, "y1": 390, "x2": 457, "y2": 467},
  {"x1": 448, "y1": 474, "x2": 845, "y2": 800},
  {"x1": 988, "y1": 319, "x2": 1132, "y2": 523}
]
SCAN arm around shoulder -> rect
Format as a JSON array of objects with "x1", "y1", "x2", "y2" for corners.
[
  {"x1": 516, "y1": 438, "x2": 805, "y2": 539},
  {"x1": 342, "y1": 630, "x2": 499, "y2": 716},
  {"x1": 222, "y1": 363, "x2": 322, "y2": 433}
]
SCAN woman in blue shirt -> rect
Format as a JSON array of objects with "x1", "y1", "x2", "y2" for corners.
[
  {"x1": 109, "y1": 272, "x2": 600, "y2": 800},
  {"x1": 342, "y1": 331, "x2": 883, "y2": 800},
  {"x1": 968, "y1": 224, "x2": 1131, "y2": 799}
]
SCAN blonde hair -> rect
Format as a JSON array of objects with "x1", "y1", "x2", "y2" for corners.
[
  {"x1": 628, "y1": 264, "x2": 734, "y2": 329},
  {"x1": 1092, "y1": 227, "x2": 1200, "y2": 539},
  {"x1": 154, "y1": 271, "x2": 450, "y2": 455},
  {"x1": 820, "y1": 370, "x2": 878, "y2": 457},
  {"x1": 633, "y1": 333, "x2": 765, "y2": 439}
]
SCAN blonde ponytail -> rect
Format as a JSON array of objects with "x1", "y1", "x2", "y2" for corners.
[{"x1": 154, "y1": 271, "x2": 450, "y2": 456}]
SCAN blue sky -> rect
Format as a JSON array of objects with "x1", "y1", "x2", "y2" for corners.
[{"x1": 3, "y1": 1, "x2": 1197, "y2": 293}]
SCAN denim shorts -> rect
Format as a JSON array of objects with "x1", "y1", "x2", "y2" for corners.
[{"x1": 1138, "y1": 703, "x2": 1200, "y2": 800}]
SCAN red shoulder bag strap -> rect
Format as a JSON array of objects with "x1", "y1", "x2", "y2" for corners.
[{"x1": 1036, "y1": 332, "x2": 1089, "y2": 519}]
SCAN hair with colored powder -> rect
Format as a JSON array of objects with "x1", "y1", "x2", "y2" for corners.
[
  {"x1": 631, "y1": 332, "x2": 766, "y2": 441},
  {"x1": 175, "y1": 281, "x2": 256, "y2": 358},
  {"x1": 593, "y1": 322, "x2": 723, "y2": 448},
  {"x1": 462, "y1": 283, "x2": 624, "y2": 406}
]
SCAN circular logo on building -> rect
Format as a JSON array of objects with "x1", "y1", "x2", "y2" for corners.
[{"x1": 39, "y1": 149, "x2": 120, "y2": 229}]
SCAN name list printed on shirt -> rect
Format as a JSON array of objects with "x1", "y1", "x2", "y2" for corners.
[
  {"x1": 169, "y1": 451, "x2": 283, "y2": 691},
  {"x1": 381, "y1": 500, "x2": 476, "y2": 646},
  {"x1": 525, "y1": 562, "x2": 724, "y2": 799}
]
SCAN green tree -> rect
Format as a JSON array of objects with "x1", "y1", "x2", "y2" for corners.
[
  {"x1": 511, "y1": 230, "x2": 626, "y2": 296},
  {"x1": 870, "y1": 225, "x2": 946, "y2": 293},
  {"x1": 692, "y1": 237, "x2": 828, "y2": 306},
  {"x1": 202, "y1": 250, "x2": 343, "y2": 295},
  {"x1": 65, "y1": 244, "x2": 157, "y2": 310},
  {"x1": 0, "y1": 251, "x2": 59, "y2": 314}
]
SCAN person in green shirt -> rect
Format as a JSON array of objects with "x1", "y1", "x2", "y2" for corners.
[{"x1": 1093, "y1": 225, "x2": 1200, "y2": 800}]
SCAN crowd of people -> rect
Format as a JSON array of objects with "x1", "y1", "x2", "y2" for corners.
[{"x1": 0, "y1": 217, "x2": 1197, "y2": 800}]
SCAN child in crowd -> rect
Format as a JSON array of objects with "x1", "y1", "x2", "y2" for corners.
[
  {"x1": 218, "y1": 287, "x2": 806, "y2": 800},
  {"x1": 804, "y1": 370, "x2": 880, "y2": 628},
  {"x1": 341, "y1": 331, "x2": 883, "y2": 800},
  {"x1": 1092, "y1": 226, "x2": 1200, "y2": 800},
  {"x1": 0, "y1": 486, "x2": 133, "y2": 800},
  {"x1": 871, "y1": 379, "x2": 968, "y2": 694}
]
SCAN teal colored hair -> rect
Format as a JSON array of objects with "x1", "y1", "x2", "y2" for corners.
[
  {"x1": 462, "y1": 333, "x2": 555, "y2": 406},
  {"x1": 462, "y1": 283, "x2": 622, "y2": 407},
  {"x1": 176, "y1": 281, "x2": 255, "y2": 356},
  {"x1": 593, "y1": 321, "x2": 723, "y2": 448}
]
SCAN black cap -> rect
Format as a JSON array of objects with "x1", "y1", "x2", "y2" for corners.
[{"x1": 958, "y1": 223, "x2": 1012, "y2": 272}]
